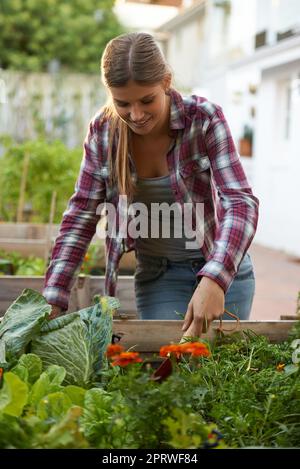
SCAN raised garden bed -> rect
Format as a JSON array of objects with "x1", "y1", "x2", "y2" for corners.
[
  {"x1": 0, "y1": 289, "x2": 299, "y2": 449},
  {"x1": 0, "y1": 222, "x2": 136, "y2": 272},
  {"x1": 0, "y1": 275, "x2": 137, "y2": 318}
]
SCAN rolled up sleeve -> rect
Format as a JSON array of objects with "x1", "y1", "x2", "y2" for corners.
[
  {"x1": 197, "y1": 107, "x2": 259, "y2": 292},
  {"x1": 43, "y1": 118, "x2": 106, "y2": 310}
]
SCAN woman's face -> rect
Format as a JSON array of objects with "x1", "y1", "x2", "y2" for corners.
[{"x1": 109, "y1": 79, "x2": 170, "y2": 137}]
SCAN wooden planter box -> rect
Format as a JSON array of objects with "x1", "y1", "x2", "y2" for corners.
[
  {"x1": 0, "y1": 275, "x2": 137, "y2": 318},
  {"x1": 112, "y1": 320, "x2": 297, "y2": 355},
  {"x1": 0, "y1": 222, "x2": 60, "y2": 257},
  {"x1": 0, "y1": 275, "x2": 297, "y2": 356},
  {"x1": 0, "y1": 222, "x2": 136, "y2": 271}
]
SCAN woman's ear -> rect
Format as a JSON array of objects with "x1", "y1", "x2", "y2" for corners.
[{"x1": 163, "y1": 74, "x2": 172, "y2": 94}]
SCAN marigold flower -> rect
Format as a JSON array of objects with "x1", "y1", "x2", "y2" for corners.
[
  {"x1": 179, "y1": 341, "x2": 210, "y2": 357},
  {"x1": 84, "y1": 254, "x2": 90, "y2": 262},
  {"x1": 111, "y1": 352, "x2": 143, "y2": 367},
  {"x1": 106, "y1": 344, "x2": 124, "y2": 357},
  {"x1": 276, "y1": 363, "x2": 285, "y2": 372},
  {"x1": 0, "y1": 368, "x2": 3, "y2": 381},
  {"x1": 159, "y1": 344, "x2": 183, "y2": 359}
]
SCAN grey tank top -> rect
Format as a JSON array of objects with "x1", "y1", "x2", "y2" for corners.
[{"x1": 132, "y1": 174, "x2": 204, "y2": 261}]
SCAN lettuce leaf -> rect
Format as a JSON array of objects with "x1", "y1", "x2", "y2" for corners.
[
  {"x1": 0, "y1": 372, "x2": 29, "y2": 417},
  {"x1": 31, "y1": 303, "x2": 112, "y2": 388},
  {"x1": 0, "y1": 289, "x2": 120, "y2": 388},
  {"x1": 30, "y1": 297, "x2": 119, "y2": 387},
  {"x1": 0, "y1": 289, "x2": 51, "y2": 368}
]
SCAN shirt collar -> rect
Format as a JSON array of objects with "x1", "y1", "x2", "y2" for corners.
[{"x1": 169, "y1": 88, "x2": 186, "y2": 131}]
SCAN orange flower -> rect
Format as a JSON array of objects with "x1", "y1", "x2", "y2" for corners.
[
  {"x1": 84, "y1": 254, "x2": 90, "y2": 262},
  {"x1": 179, "y1": 341, "x2": 210, "y2": 357},
  {"x1": 106, "y1": 344, "x2": 124, "y2": 357},
  {"x1": 111, "y1": 352, "x2": 143, "y2": 367},
  {"x1": 0, "y1": 368, "x2": 3, "y2": 380},
  {"x1": 276, "y1": 363, "x2": 285, "y2": 372},
  {"x1": 159, "y1": 344, "x2": 183, "y2": 359}
]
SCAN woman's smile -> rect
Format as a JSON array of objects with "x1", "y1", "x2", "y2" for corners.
[{"x1": 130, "y1": 117, "x2": 152, "y2": 128}]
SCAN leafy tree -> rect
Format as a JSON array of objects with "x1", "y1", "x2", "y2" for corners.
[{"x1": 0, "y1": 0, "x2": 126, "y2": 73}]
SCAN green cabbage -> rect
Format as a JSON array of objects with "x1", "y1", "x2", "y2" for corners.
[
  {"x1": 0, "y1": 289, "x2": 51, "y2": 367},
  {"x1": 0, "y1": 289, "x2": 120, "y2": 387}
]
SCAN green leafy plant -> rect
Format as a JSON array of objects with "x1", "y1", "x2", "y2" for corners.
[
  {"x1": 79, "y1": 242, "x2": 105, "y2": 276},
  {"x1": 0, "y1": 249, "x2": 46, "y2": 276},
  {"x1": 0, "y1": 137, "x2": 81, "y2": 223},
  {"x1": 242, "y1": 124, "x2": 253, "y2": 145},
  {"x1": 0, "y1": 289, "x2": 120, "y2": 388}
]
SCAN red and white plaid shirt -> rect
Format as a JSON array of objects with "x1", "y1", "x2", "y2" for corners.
[{"x1": 43, "y1": 88, "x2": 259, "y2": 310}]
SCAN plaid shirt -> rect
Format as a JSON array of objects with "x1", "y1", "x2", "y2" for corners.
[{"x1": 43, "y1": 88, "x2": 259, "y2": 310}]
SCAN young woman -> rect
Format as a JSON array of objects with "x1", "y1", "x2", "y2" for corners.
[{"x1": 43, "y1": 32, "x2": 259, "y2": 337}]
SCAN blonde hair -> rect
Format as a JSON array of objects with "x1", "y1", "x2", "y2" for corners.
[{"x1": 100, "y1": 32, "x2": 172, "y2": 201}]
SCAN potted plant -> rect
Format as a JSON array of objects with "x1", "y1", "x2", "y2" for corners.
[{"x1": 238, "y1": 124, "x2": 253, "y2": 157}]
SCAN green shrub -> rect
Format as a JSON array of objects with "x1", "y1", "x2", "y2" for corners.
[{"x1": 0, "y1": 137, "x2": 81, "y2": 223}]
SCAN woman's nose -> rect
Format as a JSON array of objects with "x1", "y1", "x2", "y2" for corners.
[{"x1": 130, "y1": 104, "x2": 145, "y2": 122}]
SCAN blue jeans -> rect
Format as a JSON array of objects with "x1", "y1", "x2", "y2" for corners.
[{"x1": 134, "y1": 253, "x2": 255, "y2": 320}]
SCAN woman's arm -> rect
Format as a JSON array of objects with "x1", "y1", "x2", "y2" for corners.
[
  {"x1": 199, "y1": 105, "x2": 259, "y2": 292},
  {"x1": 183, "y1": 104, "x2": 259, "y2": 336},
  {"x1": 43, "y1": 116, "x2": 106, "y2": 313}
]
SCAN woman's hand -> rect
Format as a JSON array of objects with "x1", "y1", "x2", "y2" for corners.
[
  {"x1": 182, "y1": 276, "x2": 225, "y2": 338},
  {"x1": 48, "y1": 305, "x2": 63, "y2": 320}
]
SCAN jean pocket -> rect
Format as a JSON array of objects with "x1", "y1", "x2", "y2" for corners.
[
  {"x1": 235, "y1": 253, "x2": 255, "y2": 281},
  {"x1": 134, "y1": 258, "x2": 167, "y2": 284}
]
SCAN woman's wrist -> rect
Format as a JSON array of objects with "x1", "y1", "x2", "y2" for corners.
[{"x1": 48, "y1": 305, "x2": 63, "y2": 319}]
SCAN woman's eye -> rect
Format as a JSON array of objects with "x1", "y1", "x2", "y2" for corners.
[
  {"x1": 141, "y1": 99, "x2": 154, "y2": 105},
  {"x1": 115, "y1": 98, "x2": 154, "y2": 107}
]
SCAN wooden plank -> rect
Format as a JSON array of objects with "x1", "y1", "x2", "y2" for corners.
[
  {"x1": 90, "y1": 276, "x2": 137, "y2": 317},
  {"x1": 0, "y1": 277, "x2": 45, "y2": 314},
  {"x1": 0, "y1": 275, "x2": 137, "y2": 318},
  {"x1": 0, "y1": 241, "x2": 135, "y2": 272},
  {"x1": 0, "y1": 240, "x2": 50, "y2": 257},
  {"x1": 0, "y1": 222, "x2": 59, "y2": 239},
  {"x1": 112, "y1": 320, "x2": 297, "y2": 351}
]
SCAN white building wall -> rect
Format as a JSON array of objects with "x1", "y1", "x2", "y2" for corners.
[
  {"x1": 256, "y1": 0, "x2": 300, "y2": 44},
  {"x1": 254, "y1": 60, "x2": 300, "y2": 256},
  {"x1": 159, "y1": 0, "x2": 300, "y2": 255},
  {"x1": 166, "y1": 15, "x2": 206, "y2": 91},
  {"x1": 113, "y1": 1, "x2": 179, "y2": 32}
]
